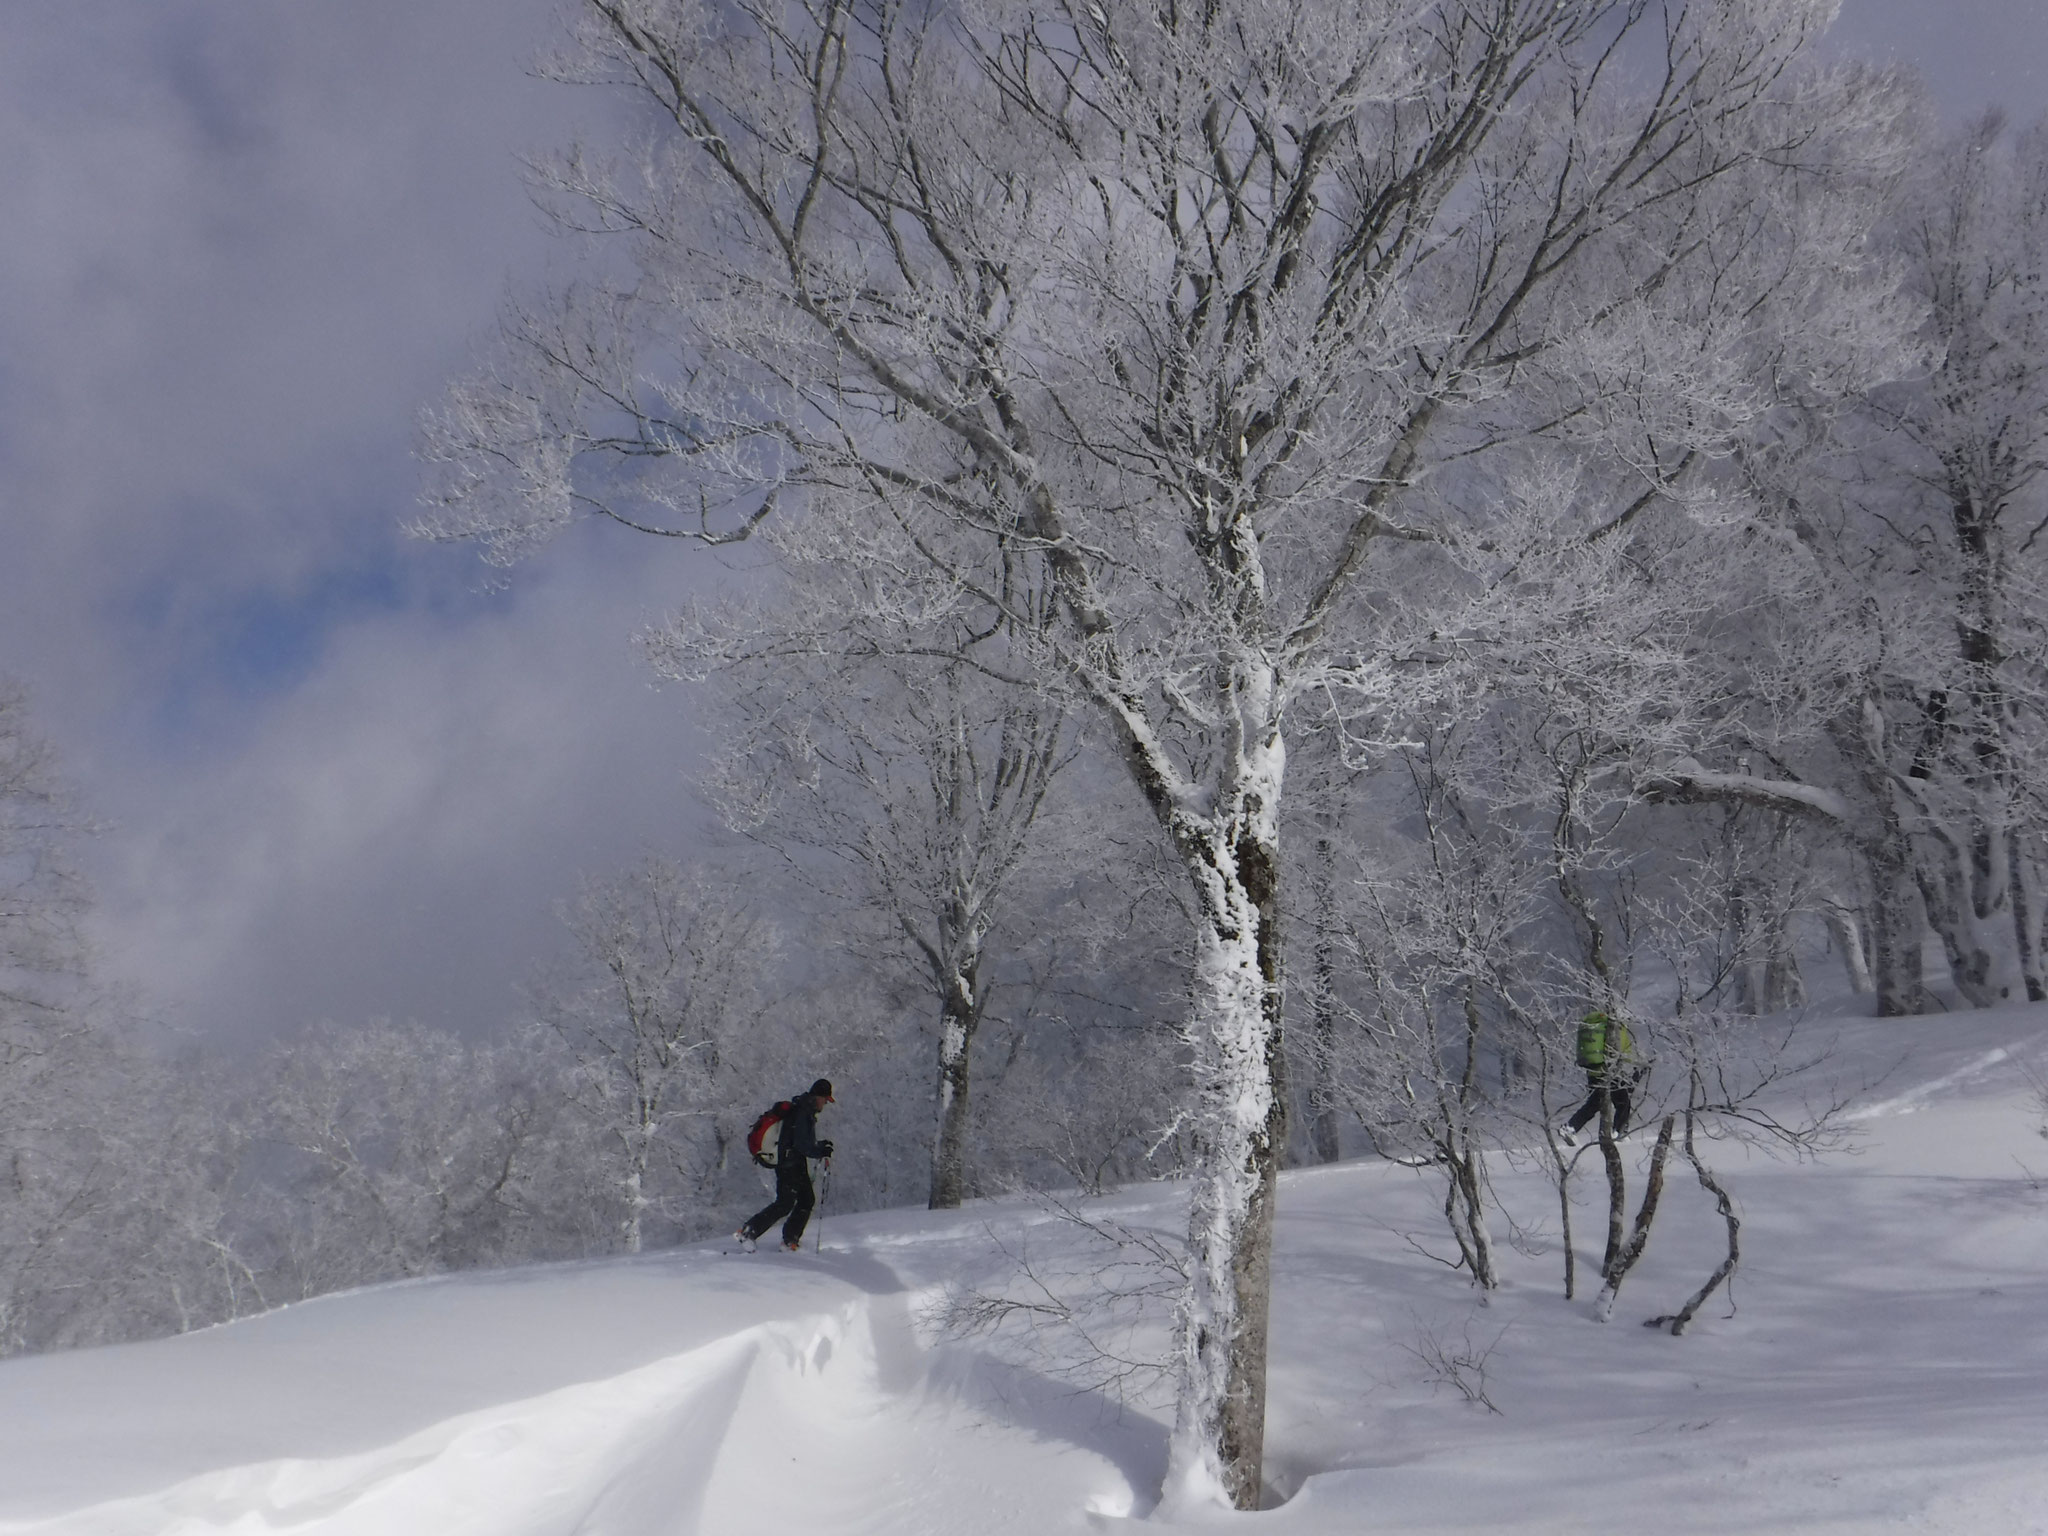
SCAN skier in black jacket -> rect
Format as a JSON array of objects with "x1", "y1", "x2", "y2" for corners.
[{"x1": 736, "y1": 1079, "x2": 835, "y2": 1251}]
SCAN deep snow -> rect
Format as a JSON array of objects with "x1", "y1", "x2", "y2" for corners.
[{"x1": 2, "y1": 1002, "x2": 2046, "y2": 1535}]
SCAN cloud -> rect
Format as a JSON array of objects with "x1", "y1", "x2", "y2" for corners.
[
  {"x1": 95, "y1": 543, "x2": 728, "y2": 1041},
  {"x1": 0, "y1": 1, "x2": 576, "y2": 704},
  {"x1": 0, "y1": 0, "x2": 2038, "y2": 1046},
  {"x1": 0, "y1": 1, "x2": 728, "y2": 1040},
  {"x1": 1827, "y1": 0, "x2": 2048, "y2": 124}
]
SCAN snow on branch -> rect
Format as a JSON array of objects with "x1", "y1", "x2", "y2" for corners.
[{"x1": 1637, "y1": 758, "x2": 1851, "y2": 824}]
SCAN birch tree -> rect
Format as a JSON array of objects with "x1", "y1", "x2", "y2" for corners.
[
  {"x1": 421, "y1": 0, "x2": 1910, "y2": 1505},
  {"x1": 716, "y1": 667, "x2": 1064, "y2": 1210},
  {"x1": 534, "y1": 859, "x2": 773, "y2": 1252},
  {"x1": 660, "y1": 552, "x2": 1070, "y2": 1210}
]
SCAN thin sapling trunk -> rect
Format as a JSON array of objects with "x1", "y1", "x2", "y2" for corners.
[
  {"x1": 1646, "y1": 1109, "x2": 1743, "y2": 1335},
  {"x1": 1592, "y1": 1113, "x2": 1677, "y2": 1323}
]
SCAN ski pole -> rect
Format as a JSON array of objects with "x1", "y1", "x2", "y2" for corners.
[{"x1": 814, "y1": 1157, "x2": 831, "y2": 1253}]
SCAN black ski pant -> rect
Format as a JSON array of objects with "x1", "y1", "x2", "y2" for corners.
[
  {"x1": 742, "y1": 1156, "x2": 815, "y2": 1247},
  {"x1": 1567, "y1": 1067, "x2": 1635, "y2": 1137}
]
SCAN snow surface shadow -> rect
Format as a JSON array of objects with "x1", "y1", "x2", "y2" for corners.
[
  {"x1": 828, "y1": 1257, "x2": 1170, "y2": 1514},
  {"x1": 804, "y1": 1245, "x2": 909, "y2": 1297},
  {"x1": 913, "y1": 1326, "x2": 1171, "y2": 1514}
]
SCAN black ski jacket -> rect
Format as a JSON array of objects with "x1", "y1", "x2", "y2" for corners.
[{"x1": 779, "y1": 1092, "x2": 829, "y2": 1160}]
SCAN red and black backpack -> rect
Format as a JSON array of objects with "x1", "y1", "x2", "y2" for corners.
[{"x1": 746, "y1": 1101, "x2": 793, "y2": 1167}]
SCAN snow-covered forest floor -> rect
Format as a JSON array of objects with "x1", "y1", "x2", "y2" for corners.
[{"x1": 3, "y1": 999, "x2": 2045, "y2": 1536}]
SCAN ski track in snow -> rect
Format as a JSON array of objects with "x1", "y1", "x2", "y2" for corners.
[
  {"x1": 2, "y1": 1002, "x2": 2047, "y2": 1534},
  {"x1": 9, "y1": 1302, "x2": 1129, "y2": 1536},
  {"x1": 1844, "y1": 1046, "x2": 2012, "y2": 1121}
]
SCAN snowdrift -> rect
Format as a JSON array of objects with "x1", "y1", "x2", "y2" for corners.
[{"x1": 3, "y1": 1006, "x2": 2047, "y2": 1535}]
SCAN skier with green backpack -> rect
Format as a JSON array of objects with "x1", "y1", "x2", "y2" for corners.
[{"x1": 1561, "y1": 1012, "x2": 1642, "y2": 1143}]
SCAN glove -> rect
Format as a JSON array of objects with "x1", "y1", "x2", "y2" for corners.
[{"x1": 817, "y1": 1140, "x2": 835, "y2": 1159}]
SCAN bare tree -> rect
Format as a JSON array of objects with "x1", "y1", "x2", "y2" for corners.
[
  {"x1": 1867, "y1": 115, "x2": 2048, "y2": 1005},
  {"x1": 0, "y1": 679, "x2": 90, "y2": 1074},
  {"x1": 1642, "y1": 116, "x2": 2048, "y2": 1016},
  {"x1": 420, "y1": 0, "x2": 1912, "y2": 1504},
  {"x1": 249, "y1": 1018, "x2": 571, "y2": 1294},
  {"x1": 0, "y1": 681, "x2": 110, "y2": 1354},
  {"x1": 534, "y1": 859, "x2": 775, "y2": 1252},
  {"x1": 666, "y1": 582, "x2": 1071, "y2": 1209},
  {"x1": 1581, "y1": 841, "x2": 1855, "y2": 1325},
  {"x1": 1334, "y1": 739, "x2": 1553, "y2": 1294}
]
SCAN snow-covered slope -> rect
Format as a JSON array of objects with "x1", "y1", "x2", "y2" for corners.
[{"x1": 4, "y1": 1005, "x2": 2046, "y2": 1535}]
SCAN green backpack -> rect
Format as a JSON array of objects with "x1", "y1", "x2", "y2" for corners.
[{"x1": 1575, "y1": 1013, "x2": 1633, "y2": 1069}]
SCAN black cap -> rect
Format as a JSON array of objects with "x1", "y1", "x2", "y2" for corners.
[{"x1": 810, "y1": 1078, "x2": 835, "y2": 1101}]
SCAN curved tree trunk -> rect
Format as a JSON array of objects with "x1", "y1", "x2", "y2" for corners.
[
  {"x1": 1592, "y1": 1113, "x2": 1677, "y2": 1323},
  {"x1": 1914, "y1": 815, "x2": 2032, "y2": 1007}
]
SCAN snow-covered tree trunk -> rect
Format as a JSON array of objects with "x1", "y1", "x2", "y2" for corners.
[
  {"x1": 1306, "y1": 910, "x2": 1344, "y2": 1165},
  {"x1": 1158, "y1": 726, "x2": 1288, "y2": 1511},
  {"x1": 620, "y1": 1164, "x2": 644, "y2": 1256},
  {"x1": 1837, "y1": 699, "x2": 1937, "y2": 1016},
  {"x1": 1441, "y1": 1129, "x2": 1498, "y2": 1293},
  {"x1": 1914, "y1": 832, "x2": 2029, "y2": 1008},
  {"x1": 620, "y1": 1095, "x2": 659, "y2": 1255},
  {"x1": 1661, "y1": 1110, "x2": 1741, "y2": 1337},
  {"x1": 1730, "y1": 884, "x2": 1804, "y2": 1015},
  {"x1": 1726, "y1": 817, "x2": 1806, "y2": 1016},
  {"x1": 1592, "y1": 1114, "x2": 1676, "y2": 1324},
  {"x1": 1445, "y1": 992, "x2": 1500, "y2": 1291},
  {"x1": 1822, "y1": 903, "x2": 1877, "y2": 996},
  {"x1": 928, "y1": 955, "x2": 980, "y2": 1210}
]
